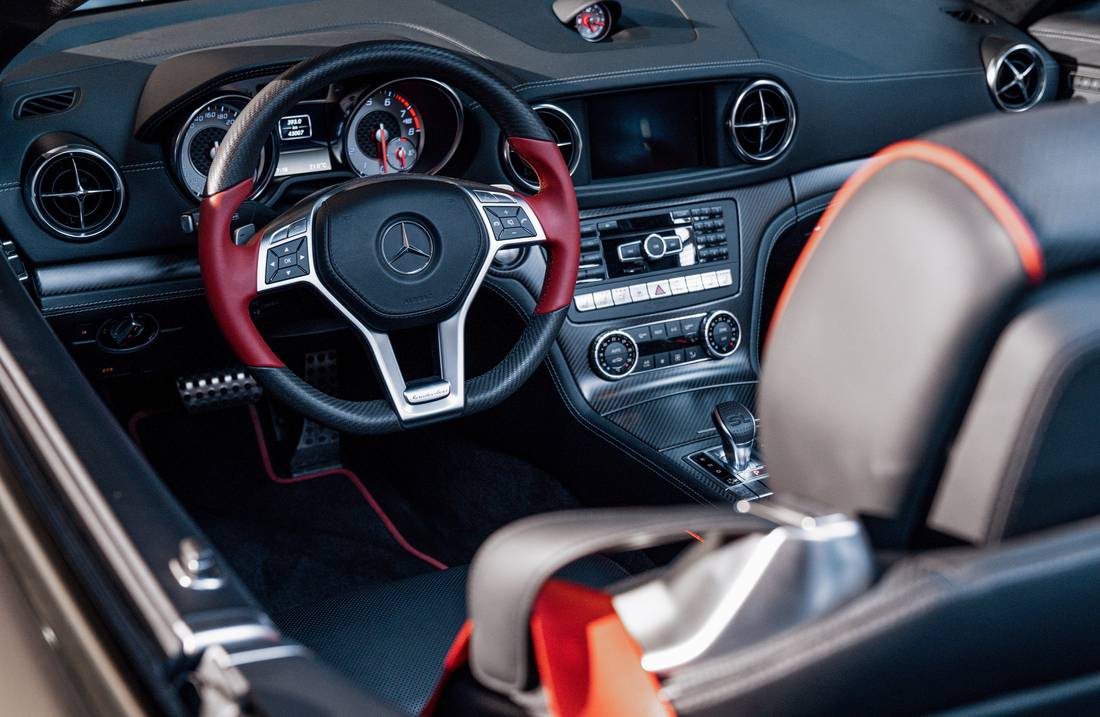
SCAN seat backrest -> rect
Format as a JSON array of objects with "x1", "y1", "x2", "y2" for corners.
[{"x1": 759, "y1": 101, "x2": 1100, "y2": 546}]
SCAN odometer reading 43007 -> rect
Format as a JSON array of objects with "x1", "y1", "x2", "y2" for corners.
[{"x1": 345, "y1": 87, "x2": 424, "y2": 176}]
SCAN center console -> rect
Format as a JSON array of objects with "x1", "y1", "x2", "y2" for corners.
[
  {"x1": 500, "y1": 166, "x2": 853, "y2": 507},
  {"x1": 535, "y1": 191, "x2": 769, "y2": 503}
]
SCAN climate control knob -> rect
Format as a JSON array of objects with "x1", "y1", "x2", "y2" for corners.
[
  {"x1": 702, "y1": 310, "x2": 741, "y2": 358},
  {"x1": 591, "y1": 330, "x2": 639, "y2": 380}
]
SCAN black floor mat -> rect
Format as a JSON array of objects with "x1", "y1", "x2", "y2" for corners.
[{"x1": 133, "y1": 406, "x2": 583, "y2": 615}]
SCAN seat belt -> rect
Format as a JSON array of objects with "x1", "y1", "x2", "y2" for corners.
[{"x1": 426, "y1": 506, "x2": 769, "y2": 716}]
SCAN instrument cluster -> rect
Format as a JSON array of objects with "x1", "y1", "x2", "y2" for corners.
[{"x1": 170, "y1": 77, "x2": 464, "y2": 201}]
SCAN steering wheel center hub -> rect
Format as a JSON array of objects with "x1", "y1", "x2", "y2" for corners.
[
  {"x1": 380, "y1": 219, "x2": 435, "y2": 276},
  {"x1": 312, "y1": 176, "x2": 490, "y2": 331}
]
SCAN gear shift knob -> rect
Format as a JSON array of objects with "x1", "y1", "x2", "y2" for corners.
[{"x1": 712, "y1": 401, "x2": 756, "y2": 472}]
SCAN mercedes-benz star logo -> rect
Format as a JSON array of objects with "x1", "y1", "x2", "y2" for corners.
[{"x1": 381, "y1": 220, "x2": 434, "y2": 275}]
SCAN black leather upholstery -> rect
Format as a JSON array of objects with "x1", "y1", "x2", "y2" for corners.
[
  {"x1": 930, "y1": 272, "x2": 1100, "y2": 543},
  {"x1": 664, "y1": 517, "x2": 1100, "y2": 717},
  {"x1": 274, "y1": 558, "x2": 628, "y2": 716},
  {"x1": 924, "y1": 102, "x2": 1100, "y2": 276}
]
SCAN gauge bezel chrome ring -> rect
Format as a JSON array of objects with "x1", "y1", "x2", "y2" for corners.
[
  {"x1": 172, "y1": 93, "x2": 276, "y2": 201},
  {"x1": 342, "y1": 76, "x2": 464, "y2": 178}
]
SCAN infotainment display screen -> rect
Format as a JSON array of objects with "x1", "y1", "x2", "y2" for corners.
[{"x1": 588, "y1": 87, "x2": 703, "y2": 180}]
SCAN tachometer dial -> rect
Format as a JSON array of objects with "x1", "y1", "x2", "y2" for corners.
[
  {"x1": 173, "y1": 95, "x2": 275, "y2": 200},
  {"x1": 574, "y1": 3, "x2": 612, "y2": 42},
  {"x1": 345, "y1": 88, "x2": 424, "y2": 176}
]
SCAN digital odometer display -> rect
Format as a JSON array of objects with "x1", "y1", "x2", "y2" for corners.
[
  {"x1": 273, "y1": 104, "x2": 332, "y2": 179},
  {"x1": 588, "y1": 87, "x2": 703, "y2": 180}
]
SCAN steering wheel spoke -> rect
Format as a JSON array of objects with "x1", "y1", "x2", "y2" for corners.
[{"x1": 356, "y1": 311, "x2": 469, "y2": 423}]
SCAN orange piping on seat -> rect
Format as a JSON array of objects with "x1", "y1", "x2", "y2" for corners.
[{"x1": 766, "y1": 139, "x2": 1044, "y2": 354}]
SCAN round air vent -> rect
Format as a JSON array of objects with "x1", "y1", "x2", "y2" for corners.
[
  {"x1": 729, "y1": 79, "x2": 797, "y2": 163},
  {"x1": 26, "y1": 145, "x2": 124, "y2": 240},
  {"x1": 986, "y1": 44, "x2": 1045, "y2": 112},
  {"x1": 501, "y1": 104, "x2": 582, "y2": 192}
]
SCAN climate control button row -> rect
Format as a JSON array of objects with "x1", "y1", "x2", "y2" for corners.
[{"x1": 589, "y1": 311, "x2": 741, "y2": 381}]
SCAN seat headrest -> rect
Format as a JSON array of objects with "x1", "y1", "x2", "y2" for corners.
[{"x1": 759, "y1": 101, "x2": 1100, "y2": 545}]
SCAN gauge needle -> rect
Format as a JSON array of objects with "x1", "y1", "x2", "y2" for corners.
[
  {"x1": 580, "y1": 14, "x2": 604, "y2": 30},
  {"x1": 395, "y1": 145, "x2": 407, "y2": 169},
  {"x1": 375, "y1": 124, "x2": 388, "y2": 174}
]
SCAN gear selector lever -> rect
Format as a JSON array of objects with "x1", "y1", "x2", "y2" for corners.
[{"x1": 712, "y1": 401, "x2": 756, "y2": 472}]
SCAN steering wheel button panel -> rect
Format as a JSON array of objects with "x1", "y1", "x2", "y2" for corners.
[
  {"x1": 473, "y1": 190, "x2": 516, "y2": 204},
  {"x1": 287, "y1": 217, "x2": 310, "y2": 237},
  {"x1": 265, "y1": 238, "x2": 310, "y2": 284},
  {"x1": 483, "y1": 205, "x2": 537, "y2": 240}
]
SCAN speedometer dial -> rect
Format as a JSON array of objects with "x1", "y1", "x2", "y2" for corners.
[
  {"x1": 345, "y1": 88, "x2": 424, "y2": 176},
  {"x1": 173, "y1": 95, "x2": 274, "y2": 199}
]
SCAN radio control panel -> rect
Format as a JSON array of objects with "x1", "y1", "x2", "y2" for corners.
[{"x1": 572, "y1": 201, "x2": 738, "y2": 318}]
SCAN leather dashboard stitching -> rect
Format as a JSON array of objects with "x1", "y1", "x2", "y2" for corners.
[
  {"x1": 513, "y1": 63, "x2": 991, "y2": 93},
  {"x1": 42, "y1": 287, "x2": 205, "y2": 316}
]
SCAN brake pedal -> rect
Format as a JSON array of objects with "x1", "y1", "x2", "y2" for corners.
[
  {"x1": 290, "y1": 351, "x2": 342, "y2": 476},
  {"x1": 177, "y1": 367, "x2": 263, "y2": 413}
]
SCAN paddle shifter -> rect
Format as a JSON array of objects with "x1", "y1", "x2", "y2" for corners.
[{"x1": 712, "y1": 401, "x2": 757, "y2": 473}]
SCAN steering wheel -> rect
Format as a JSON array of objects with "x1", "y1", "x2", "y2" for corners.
[{"x1": 199, "y1": 42, "x2": 578, "y2": 433}]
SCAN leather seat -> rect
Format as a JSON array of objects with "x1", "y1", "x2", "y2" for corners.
[{"x1": 273, "y1": 558, "x2": 629, "y2": 715}]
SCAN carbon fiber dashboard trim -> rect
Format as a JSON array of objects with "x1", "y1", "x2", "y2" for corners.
[
  {"x1": 37, "y1": 252, "x2": 200, "y2": 297},
  {"x1": 605, "y1": 382, "x2": 758, "y2": 451}
]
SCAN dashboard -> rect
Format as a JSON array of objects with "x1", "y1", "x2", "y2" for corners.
[{"x1": 0, "y1": 0, "x2": 1064, "y2": 503}]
